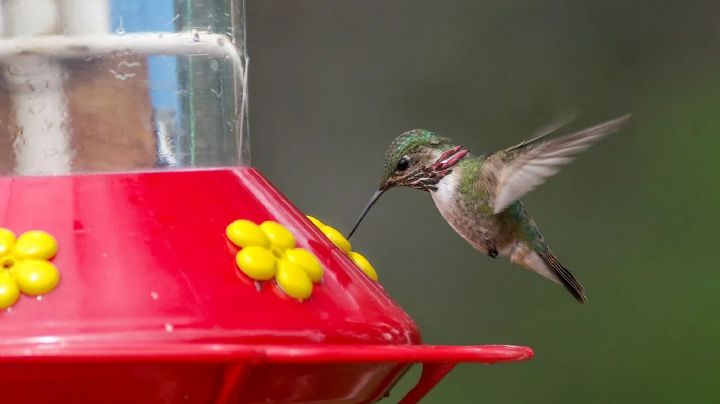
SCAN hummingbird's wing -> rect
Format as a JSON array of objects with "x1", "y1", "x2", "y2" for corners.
[
  {"x1": 505, "y1": 112, "x2": 577, "y2": 152},
  {"x1": 487, "y1": 114, "x2": 631, "y2": 214}
]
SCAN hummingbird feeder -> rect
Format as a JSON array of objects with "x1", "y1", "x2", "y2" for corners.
[{"x1": 0, "y1": 1, "x2": 532, "y2": 403}]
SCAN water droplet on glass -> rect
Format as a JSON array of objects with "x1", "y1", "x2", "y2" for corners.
[
  {"x1": 43, "y1": 148, "x2": 59, "y2": 158},
  {"x1": 6, "y1": 64, "x2": 22, "y2": 76},
  {"x1": 209, "y1": 59, "x2": 219, "y2": 71},
  {"x1": 27, "y1": 78, "x2": 49, "y2": 92},
  {"x1": 164, "y1": 323, "x2": 174, "y2": 332},
  {"x1": 29, "y1": 103, "x2": 45, "y2": 114},
  {"x1": 36, "y1": 295, "x2": 43, "y2": 301},
  {"x1": 117, "y1": 61, "x2": 140, "y2": 68},
  {"x1": 109, "y1": 69, "x2": 136, "y2": 81},
  {"x1": 150, "y1": 292, "x2": 159, "y2": 301},
  {"x1": 116, "y1": 16, "x2": 125, "y2": 35}
]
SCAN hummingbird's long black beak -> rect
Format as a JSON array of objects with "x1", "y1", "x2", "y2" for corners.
[{"x1": 347, "y1": 189, "x2": 386, "y2": 240}]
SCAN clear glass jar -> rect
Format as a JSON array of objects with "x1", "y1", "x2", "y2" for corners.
[{"x1": 0, "y1": 0, "x2": 248, "y2": 175}]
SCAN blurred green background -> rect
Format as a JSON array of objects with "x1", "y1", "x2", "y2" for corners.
[{"x1": 246, "y1": 1, "x2": 720, "y2": 403}]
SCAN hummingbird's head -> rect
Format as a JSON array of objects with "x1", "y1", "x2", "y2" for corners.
[
  {"x1": 379, "y1": 129, "x2": 467, "y2": 192},
  {"x1": 347, "y1": 129, "x2": 469, "y2": 239}
]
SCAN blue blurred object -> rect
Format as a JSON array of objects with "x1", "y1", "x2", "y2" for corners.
[{"x1": 110, "y1": 0, "x2": 179, "y2": 113}]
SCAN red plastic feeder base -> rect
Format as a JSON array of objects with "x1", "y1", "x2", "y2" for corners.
[
  {"x1": 0, "y1": 343, "x2": 532, "y2": 403},
  {"x1": 0, "y1": 168, "x2": 533, "y2": 403}
]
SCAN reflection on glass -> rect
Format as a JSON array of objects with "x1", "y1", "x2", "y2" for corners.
[{"x1": 0, "y1": 0, "x2": 248, "y2": 175}]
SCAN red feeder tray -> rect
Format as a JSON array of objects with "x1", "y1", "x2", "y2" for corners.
[{"x1": 0, "y1": 168, "x2": 533, "y2": 403}]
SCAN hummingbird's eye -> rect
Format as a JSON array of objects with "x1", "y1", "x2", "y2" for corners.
[{"x1": 396, "y1": 156, "x2": 410, "y2": 172}]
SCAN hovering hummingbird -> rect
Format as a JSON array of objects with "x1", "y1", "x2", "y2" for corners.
[{"x1": 347, "y1": 114, "x2": 631, "y2": 303}]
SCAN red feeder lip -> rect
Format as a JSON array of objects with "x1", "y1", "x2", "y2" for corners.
[
  {"x1": 0, "y1": 342, "x2": 532, "y2": 404},
  {"x1": 0, "y1": 343, "x2": 534, "y2": 364}
]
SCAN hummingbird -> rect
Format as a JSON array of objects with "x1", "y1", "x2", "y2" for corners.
[{"x1": 347, "y1": 114, "x2": 631, "y2": 303}]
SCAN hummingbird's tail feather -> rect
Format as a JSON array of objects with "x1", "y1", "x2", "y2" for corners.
[
  {"x1": 509, "y1": 244, "x2": 587, "y2": 303},
  {"x1": 538, "y1": 252, "x2": 587, "y2": 303}
]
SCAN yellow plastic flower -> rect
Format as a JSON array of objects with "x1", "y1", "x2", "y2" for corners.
[
  {"x1": 0, "y1": 228, "x2": 61, "y2": 309},
  {"x1": 305, "y1": 215, "x2": 379, "y2": 282},
  {"x1": 226, "y1": 219, "x2": 324, "y2": 301}
]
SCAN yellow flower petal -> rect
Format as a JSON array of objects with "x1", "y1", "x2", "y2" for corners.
[
  {"x1": 321, "y1": 226, "x2": 352, "y2": 254},
  {"x1": 14, "y1": 230, "x2": 58, "y2": 260},
  {"x1": 260, "y1": 221, "x2": 296, "y2": 251},
  {"x1": 350, "y1": 251, "x2": 378, "y2": 281},
  {"x1": 236, "y1": 246, "x2": 277, "y2": 281},
  {"x1": 0, "y1": 272, "x2": 20, "y2": 309},
  {"x1": 305, "y1": 215, "x2": 325, "y2": 228},
  {"x1": 226, "y1": 219, "x2": 270, "y2": 248},
  {"x1": 0, "y1": 228, "x2": 16, "y2": 257},
  {"x1": 276, "y1": 259, "x2": 313, "y2": 300},
  {"x1": 284, "y1": 248, "x2": 324, "y2": 282},
  {"x1": 13, "y1": 260, "x2": 60, "y2": 296}
]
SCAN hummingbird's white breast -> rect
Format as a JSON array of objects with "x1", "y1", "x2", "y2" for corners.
[
  {"x1": 430, "y1": 169, "x2": 492, "y2": 255},
  {"x1": 430, "y1": 169, "x2": 459, "y2": 209}
]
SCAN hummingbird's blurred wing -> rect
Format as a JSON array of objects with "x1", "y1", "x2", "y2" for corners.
[
  {"x1": 506, "y1": 112, "x2": 577, "y2": 152},
  {"x1": 488, "y1": 114, "x2": 631, "y2": 214}
]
